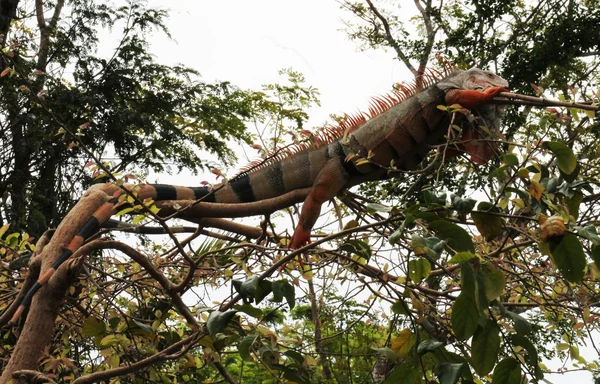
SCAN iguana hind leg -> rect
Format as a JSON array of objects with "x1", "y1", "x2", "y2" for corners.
[{"x1": 289, "y1": 159, "x2": 348, "y2": 249}]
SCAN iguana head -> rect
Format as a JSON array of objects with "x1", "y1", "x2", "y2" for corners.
[{"x1": 440, "y1": 68, "x2": 509, "y2": 165}]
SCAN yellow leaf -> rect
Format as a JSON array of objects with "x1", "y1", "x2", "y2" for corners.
[
  {"x1": 391, "y1": 328, "x2": 416, "y2": 357},
  {"x1": 0, "y1": 223, "x2": 10, "y2": 239},
  {"x1": 528, "y1": 180, "x2": 543, "y2": 201}
]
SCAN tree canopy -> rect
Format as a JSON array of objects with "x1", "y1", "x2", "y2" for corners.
[{"x1": 1, "y1": 0, "x2": 600, "y2": 383}]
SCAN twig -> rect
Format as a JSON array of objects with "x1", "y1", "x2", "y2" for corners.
[{"x1": 494, "y1": 92, "x2": 598, "y2": 111}]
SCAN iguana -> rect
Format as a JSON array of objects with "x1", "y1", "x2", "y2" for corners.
[{"x1": 8, "y1": 67, "x2": 508, "y2": 324}]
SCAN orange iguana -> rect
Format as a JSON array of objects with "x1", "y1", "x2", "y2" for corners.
[{"x1": 8, "y1": 67, "x2": 508, "y2": 323}]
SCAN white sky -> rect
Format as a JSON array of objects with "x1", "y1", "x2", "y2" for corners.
[{"x1": 135, "y1": 1, "x2": 594, "y2": 382}]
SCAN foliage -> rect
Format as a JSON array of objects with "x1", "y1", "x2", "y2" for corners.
[{"x1": 1, "y1": 0, "x2": 600, "y2": 383}]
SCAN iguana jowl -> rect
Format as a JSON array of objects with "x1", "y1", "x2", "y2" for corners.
[{"x1": 9, "y1": 68, "x2": 508, "y2": 323}]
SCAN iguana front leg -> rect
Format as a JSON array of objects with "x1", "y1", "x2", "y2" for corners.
[{"x1": 289, "y1": 159, "x2": 348, "y2": 249}]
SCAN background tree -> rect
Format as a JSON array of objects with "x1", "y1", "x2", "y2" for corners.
[{"x1": 1, "y1": 0, "x2": 600, "y2": 383}]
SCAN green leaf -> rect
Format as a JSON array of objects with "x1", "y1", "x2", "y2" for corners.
[
  {"x1": 366, "y1": 202, "x2": 392, "y2": 213},
  {"x1": 391, "y1": 300, "x2": 409, "y2": 315},
  {"x1": 82, "y1": 316, "x2": 106, "y2": 337},
  {"x1": 575, "y1": 225, "x2": 600, "y2": 246},
  {"x1": 232, "y1": 275, "x2": 260, "y2": 303},
  {"x1": 505, "y1": 310, "x2": 532, "y2": 335},
  {"x1": 511, "y1": 335, "x2": 543, "y2": 379},
  {"x1": 417, "y1": 339, "x2": 443, "y2": 354},
  {"x1": 254, "y1": 280, "x2": 273, "y2": 304},
  {"x1": 284, "y1": 350, "x2": 305, "y2": 364},
  {"x1": 233, "y1": 303, "x2": 263, "y2": 318},
  {"x1": 409, "y1": 258, "x2": 431, "y2": 282},
  {"x1": 501, "y1": 153, "x2": 519, "y2": 166},
  {"x1": 281, "y1": 280, "x2": 296, "y2": 309},
  {"x1": 482, "y1": 264, "x2": 505, "y2": 301},
  {"x1": 593, "y1": 245, "x2": 600, "y2": 266},
  {"x1": 340, "y1": 239, "x2": 371, "y2": 261},
  {"x1": 207, "y1": 310, "x2": 237, "y2": 336},
  {"x1": 492, "y1": 358, "x2": 521, "y2": 384},
  {"x1": 99, "y1": 334, "x2": 122, "y2": 348},
  {"x1": 411, "y1": 235, "x2": 446, "y2": 258},
  {"x1": 429, "y1": 220, "x2": 475, "y2": 253},
  {"x1": 548, "y1": 233, "x2": 586, "y2": 283},
  {"x1": 471, "y1": 319, "x2": 500, "y2": 376},
  {"x1": 451, "y1": 292, "x2": 479, "y2": 340},
  {"x1": 448, "y1": 251, "x2": 476, "y2": 265},
  {"x1": 385, "y1": 357, "x2": 422, "y2": 384},
  {"x1": 372, "y1": 347, "x2": 399, "y2": 363},
  {"x1": 423, "y1": 190, "x2": 447, "y2": 205},
  {"x1": 451, "y1": 194, "x2": 477, "y2": 213},
  {"x1": 545, "y1": 141, "x2": 577, "y2": 174},
  {"x1": 436, "y1": 362, "x2": 464, "y2": 384},
  {"x1": 471, "y1": 211, "x2": 503, "y2": 241},
  {"x1": 239, "y1": 335, "x2": 257, "y2": 361}
]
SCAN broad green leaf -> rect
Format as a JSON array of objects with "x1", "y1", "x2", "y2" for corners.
[
  {"x1": 254, "y1": 280, "x2": 273, "y2": 304},
  {"x1": 385, "y1": 357, "x2": 422, "y2": 384},
  {"x1": 271, "y1": 279, "x2": 295, "y2": 309},
  {"x1": 566, "y1": 192, "x2": 583, "y2": 219},
  {"x1": 471, "y1": 207, "x2": 503, "y2": 241},
  {"x1": 423, "y1": 190, "x2": 446, "y2": 205},
  {"x1": 207, "y1": 310, "x2": 237, "y2": 336},
  {"x1": 501, "y1": 153, "x2": 519, "y2": 166},
  {"x1": 451, "y1": 194, "x2": 477, "y2": 213},
  {"x1": 492, "y1": 358, "x2": 521, "y2": 384},
  {"x1": 593, "y1": 245, "x2": 600, "y2": 266},
  {"x1": 366, "y1": 202, "x2": 392, "y2": 213},
  {"x1": 471, "y1": 319, "x2": 500, "y2": 376},
  {"x1": 232, "y1": 275, "x2": 260, "y2": 303},
  {"x1": 451, "y1": 292, "x2": 479, "y2": 340},
  {"x1": 233, "y1": 303, "x2": 263, "y2": 318},
  {"x1": 549, "y1": 233, "x2": 586, "y2": 283},
  {"x1": 429, "y1": 221, "x2": 475, "y2": 253},
  {"x1": 482, "y1": 264, "x2": 505, "y2": 301},
  {"x1": 511, "y1": 334, "x2": 544, "y2": 379},
  {"x1": 82, "y1": 316, "x2": 106, "y2": 337},
  {"x1": 575, "y1": 225, "x2": 600, "y2": 246},
  {"x1": 271, "y1": 363, "x2": 311, "y2": 384},
  {"x1": 409, "y1": 258, "x2": 431, "y2": 282},
  {"x1": 282, "y1": 280, "x2": 296, "y2": 309},
  {"x1": 372, "y1": 347, "x2": 399, "y2": 363},
  {"x1": 505, "y1": 310, "x2": 532, "y2": 335},
  {"x1": 239, "y1": 335, "x2": 257, "y2": 361},
  {"x1": 284, "y1": 350, "x2": 305, "y2": 364},
  {"x1": 391, "y1": 300, "x2": 409, "y2": 315},
  {"x1": 99, "y1": 334, "x2": 122, "y2": 348},
  {"x1": 340, "y1": 239, "x2": 371, "y2": 261},
  {"x1": 411, "y1": 235, "x2": 446, "y2": 258},
  {"x1": 448, "y1": 251, "x2": 476, "y2": 265},
  {"x1": 130, "y1": 319, "x2": 154, "y2": 335},
  {"x1": 545, "y1": 141, "x2": 577, "y2": 174},
  {"x1": 436, "y1": 362, "x2": 464, "y2": 384},
  {"x1": 417, "y1": 339, "x2": 443, "y2": 354}
]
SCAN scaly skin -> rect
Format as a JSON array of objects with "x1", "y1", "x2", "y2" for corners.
[{"x1": 7, "y1": 68, "x2": 508, "y2": 323}]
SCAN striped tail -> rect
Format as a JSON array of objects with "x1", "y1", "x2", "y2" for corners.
[{"x1": 9, "y1": 183, "x2": 213, "y2": 324}]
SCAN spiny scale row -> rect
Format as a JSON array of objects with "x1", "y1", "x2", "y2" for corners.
[{"x1": 233, "y1": 66, "x2": 452, "y2": 179}]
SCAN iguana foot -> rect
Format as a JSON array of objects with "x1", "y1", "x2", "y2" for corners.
[{"x1": 289, "y1": 225, "x2": 311, "y2": 249}]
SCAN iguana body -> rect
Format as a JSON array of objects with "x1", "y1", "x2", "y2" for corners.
[{"x1": 9, "y1": 68, "x2": 508, "y2": 323}]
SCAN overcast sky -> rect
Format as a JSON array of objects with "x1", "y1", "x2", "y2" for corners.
[{"x1": 139, "y1": 2, "x2": 594, "y2": 382}]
